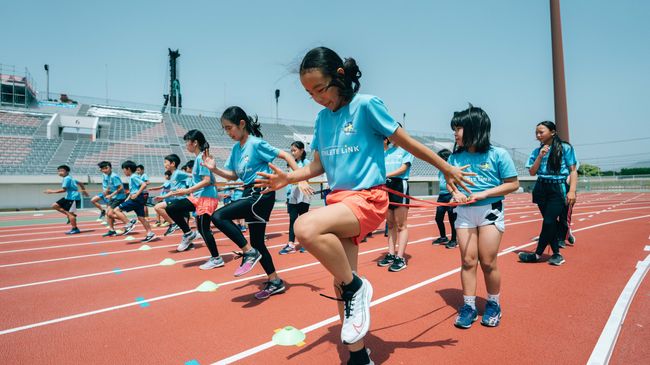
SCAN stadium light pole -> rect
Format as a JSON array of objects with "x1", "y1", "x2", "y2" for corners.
[
  {"x1": 550, "y1": 0, "x2": 570, "y2": 142},
  {"x1": 275, "y1": 89, "x2": 280, "y2": 123},
  {"x1": 44, "y1": 64, "x2": 49, "y2": 101}
]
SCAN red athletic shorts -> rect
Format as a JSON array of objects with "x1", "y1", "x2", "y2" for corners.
[
  {"x1": 326, "y1": 186, "x2": 389, "y2": 245},
  {"x1": 187, "y1": 196, "x2": 219, "y2": 216}
]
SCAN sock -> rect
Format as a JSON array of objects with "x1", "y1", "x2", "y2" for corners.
[
  {"x1": 349, "y1": 347, "x2": 370, "y2": 365},
  {"x1": 463, "y1": 295, "x2": 476, "y2": 310},
  {"x1": 487, "y1": 293, "x2": 500, "y2": 305},
  {"x1": 342, "y1": 274, "x2": 362, "y2": 294}
]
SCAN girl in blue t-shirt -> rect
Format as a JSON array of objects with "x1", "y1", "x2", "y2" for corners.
[
  {"x1": 279, "y1": 141, "x2": 312, "y2": 255},
  {"x1": 432, "y1": 149, "x2": 458, "y2": 249},
  {"x1": 165, "y1": 130, "x2": 218, "y2": 256},
  {"x1": 448, "y1": 105, "x2": 520, "y2": 330},
  {"x1": 519, "y1": 121, "x2": 578, "y2": 266},
  {"x1": 202, "y1": 106, "x2": 311, "y2": 300},
  {"x1": 256, "y1": 47, "x2": 472, "y2": 365},
  {"x1": 377, "y1": 137, "x2": 414, "y2": 272}
]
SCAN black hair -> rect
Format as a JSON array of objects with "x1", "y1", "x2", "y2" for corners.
[
  {"x1": 57, "y1": 165, "x2": 70, "y2": 172},
  {"x1": 437, "y1": 148, "x2": 452, "y2": 162},
  {"x1": 164, "y1": 170, "x2": 172, "y2": 178},
  {"x1": 185, "y1": 160, "x2": 195, "y2": 170},
  {"x1": 299, "y1": 47, "x2": 361, "y2": 102},
  {"x1": 537, "y1": 121, "x2": 569, "y2": 174},
  {"x1": 121, "y1": 160, "x2": 137, "y2": 173},
  {"x1": 221, "y1": 106, "x2": 263, "y2": 138},
  {"x1": 290, "y1": 141, "x2": 307, "y2": 162},
  {"x1": 136, "y1": 164, "x2": 145, "y2": 171},
  {"x1": 183, "y1": 129, "x2": 210, "y2": 152},
  {"x1": 164, "y1": 154, "x2": 181, "y2": 168},
  {"x1": 97, "y1": 161, "x2": 111, "y2": 169},
  {"x1": 450, "y1": 104, "x2": 491, "y2": 153}
]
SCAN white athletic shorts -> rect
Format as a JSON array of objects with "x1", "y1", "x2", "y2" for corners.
[{"x1": 455, "y1": 200, "x2": 505, "y2": 233}]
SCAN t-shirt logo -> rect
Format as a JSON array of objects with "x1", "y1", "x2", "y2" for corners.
[
  {"x1": 343, "y1": 121, "x2": 356, "y2": 135},
  {"x1": 478, "y1": 162, "x2": 491, "y2": 170}
]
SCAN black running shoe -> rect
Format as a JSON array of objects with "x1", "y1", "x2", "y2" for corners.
[
  {"x1": 518, "y1": 252, "x2": 538, "y2": 263},
  {"x1": 432, "y1": 236, "x2": 449, "y2": 245},
  {"x1": 445, "y1": 240, "x2": 458, "y2": 249},
  {"x1": 548, "y1": 253, "x2": 565, "y2": 266},
  {"x1": 377, "y1": 253, "x2": 396, "y2": 267}
]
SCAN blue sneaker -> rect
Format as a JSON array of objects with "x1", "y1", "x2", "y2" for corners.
[
  {"x1": 481, "y1": 300, "x2": 502, "y2": 327},
  {"x1": 279, "y1": 244, "x2": 297, "y2": 255},
  {"x1": 65, "y1": 228, "x2": 81, "y2": 235},
  {"x1": 454, "y1": 304, "x2": 478, "y2": 329},
  {"x1": 239, "y1": 224, "x2": 247, "y2": 232}
]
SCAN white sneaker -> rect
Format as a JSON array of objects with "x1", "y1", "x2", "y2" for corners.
[
  {"x1": 141, "y1": 232, "x2": 156, "y2": 242},
  {"x1": 176, "y1": 231, "x2": 197, "y2": 252},
  {"x1": 122, "y1": 219, "x2": 137, "y2": 235},
  {"x1": 199, "y1": 256, "x2": 224, "y2": 270},
  {"x1": 341, "y1": 276, "x2": 373, "y2": 345}
]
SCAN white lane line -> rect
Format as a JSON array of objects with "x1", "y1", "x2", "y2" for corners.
[
  {"x1": 212, "y1": 214, "x2": 650, "y2": 364},
  {"x1": 645, "y1": 246, "x2": 650, "y2": 252},
  {"x1": 0, "y1": 236, "x2": 434, "y2": 336},
  {"x1": 587, "y1": 254, "x2": 650, "y2": 365}
]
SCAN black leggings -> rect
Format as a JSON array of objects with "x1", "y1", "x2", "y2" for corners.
[
  {"x1": 212, "y1": 188, "x2": 277, "y2": 275},
  {"x1": 288, "y1": 202, "x2": 310, "y2": 242},
  {"x1": 532, "y1": 181, "x2": 568, "y2": 255},
  {"x1": 165, "y1": 198, "x2": 220, "y2": 257},
  {"x1": 435, "y1": 193, "x2": 457, "y2": 241}
]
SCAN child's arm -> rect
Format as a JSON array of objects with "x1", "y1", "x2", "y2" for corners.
[
  {"x1": 386, "y1": 164, "x2": 410, "y2": 178},
  {"x1": 389, "y1": 127, "x2": 474, "y2": 193},
  {"x1": 468, "y1": 177, "x2": 519, "y2": 202},
  {"x1": 528, "y1": 145, "x2": 549, "y2": 176},
  {"x1": 255, "y1": 151, "x2": 325, "y2": 192},
  {"x1": 169, "y1": 175, "x2": 212, "y2": 197},
  {"x1": 567, "y1": 165, "x2": 578, "y2": 206},
  {"x1": 77, "y1": 181, "x2": 90, "y2": 197},
  {"x1": 44, "y1": 188, "x2": 66, "y2": 194},
  {"x1": 201, "y1": 152, "x2": 239, "y2": 181},
  {"x1": 130, "y1": 183, "x2": 147, "y2": 200},
  {"x1": 147, "y1": 184, "x2": 165, "y2": 192},
  {"x1": 277, "y1": 150, "x2": 314, "y2": 196}
]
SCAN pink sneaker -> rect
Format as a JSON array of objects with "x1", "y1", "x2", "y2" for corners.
[{"x1": 233, "y1": 248, "x2": 262, "y2": 277}]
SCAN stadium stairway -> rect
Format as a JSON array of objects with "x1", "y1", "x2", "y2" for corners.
[
  {"x1": 43, "y1": 140, "x2": 76, "y2": 174},
  {"x1": 162, "y1": 115, "x2": 186, "y2": 159}
]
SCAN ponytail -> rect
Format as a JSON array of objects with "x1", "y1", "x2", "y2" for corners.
[
  {"x1": 300, "y1": 47, "x2": 362, "y2": 102},
  {"x1": 183, "y1": 129, "x2": 209, "y2": 152},
  {"x1": 536, "y1": 121, "x2": 569, "y2": 174},
  {"x1": 221, "y1": 106, "x2": 263, "y2": 138}
]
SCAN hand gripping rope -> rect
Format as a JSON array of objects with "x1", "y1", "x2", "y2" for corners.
[{"x1": 378, "y1": 185, "x2": 476, "y2": 208}]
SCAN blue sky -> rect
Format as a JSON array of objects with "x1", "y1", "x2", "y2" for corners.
[{"x1": 3, "y1": 0, "x2": 649, "y2": 169}]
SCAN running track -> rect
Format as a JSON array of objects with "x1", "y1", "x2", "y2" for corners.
[{"x1": 0, "y1": 193, "x2": 648, "y2": 364}]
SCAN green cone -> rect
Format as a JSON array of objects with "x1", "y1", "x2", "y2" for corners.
[
  {"x1": 159, "y1": 258, "x2": 176, "y2": 266},
  {"x1": 196, "y1": 280, "x2": 219, "y2": 292},
  {"x1": 272, "y1": 326, "x2": 306, "y2": 346}
]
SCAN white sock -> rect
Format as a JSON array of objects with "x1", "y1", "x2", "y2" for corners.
[
  {"x1": 463, "y1": 295, "x2": 476, "y2": 310},
  {"x1": 487, "y1": 293, "x2": 500, "y2": 305}
]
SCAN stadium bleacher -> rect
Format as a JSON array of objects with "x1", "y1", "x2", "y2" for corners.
[{"x1": 0, "y1": 105, "x2": 528, "y2": 177}]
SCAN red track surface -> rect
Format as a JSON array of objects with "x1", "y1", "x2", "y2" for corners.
[{"x1": 0, "y1": 193, "x2": 648, "y2": 364}]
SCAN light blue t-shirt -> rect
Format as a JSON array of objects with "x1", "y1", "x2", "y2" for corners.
[
  {"x1": 192, "y1": 154, "x2": 217, "y2": 198},
  {"x1": 448, "y1": 146, "x2": 518, "y2": 206},
  {"x1": 105, "y1": 172, "x2": 126, "y2": 200},
  {"x1": 161, "y1": 170, "x2": 189, "y2": 200},
  {"x1": 525, "y1": 143, "x2": 578, "y2": 180},
  {"x1": 287, "y1": 159, "x2": 309, "y2": 200},
  {"x1": 62, "y1": 175, "x2": 80, "y2": 201},
  {"x1": 162, "y1": 181, "x2": 171, "y2": 194},
  {"x1": 438, "y1": 171, "x2": 449, "y2": 195},
  {"x1": 311, "y1": 94, "x2": 399, "y2": 191},
  {"x1": 225, "y1": 136, "x2": 279, "y2": 185},
  {"x1": 138, "y1": 173, "x2": 150, "y2": 193},
  {"x1": 384, "y1": 146, "x2": 413, "y2": 180},
  {"x1": 128, "y1": 174, "x2": 144, "y2": 196}
]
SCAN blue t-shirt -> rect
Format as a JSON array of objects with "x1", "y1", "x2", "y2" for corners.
[
  {"x1": 102, "y1": 172, "x2": 126, "y2": 200},
  {"x1": 128, "y1": 174, "x2": 144, "y2": 196},
  {"x1": 448, "y1": 146, "x2": 518, "y2": 206},
  {"x1": 438, "y1": 171, "x2": 449, "y2": 195},
  {"x1": 192, "y1": 154, "x2": 217, "y2": 198},
  {"x1": 225, "y1": 136, "x2": 279, "y2": 185},
  {"x1": 311, "y1": 94, "x2": 399, "y2": 191},
  {"x1": 525, "y1": 143, "x2": 578, "y2": 180},
  {"x1": 62, "y1": 175, "x2": 80, "y2": 201},
  {"x1": 162, "y1": 181, "x2": 171, "y2": 194},
  {"x1": 138, "y1": 173, "x2": 150, "y2": 193},
  {"x1": 384, "y1": 146, "x2": 413, "y2": 179},
  {"x1": 287, "y1": 159, "x2": 309, "y2": 200},
  {"x1": 165, "y1": 170, "x2": 190, "y2": 200}
]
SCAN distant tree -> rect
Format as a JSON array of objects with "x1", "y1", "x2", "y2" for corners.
[
  {"x1": 578, "y1": 163, "x2": 601, "y2": 176},
  {"x1": 620, "y1": 167, "x2": 650, "y2": 175}
]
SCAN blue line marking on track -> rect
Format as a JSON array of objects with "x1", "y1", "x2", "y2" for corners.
[
  {"x1": 135, "y1": 297, "x2": 150, "y2": 308},
  {"x1": 112, "y1": 268, "x2": 122, "y2": 275},
  {"x1": 185, "y1": 360, "x2": 200, "y2": 365}
]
